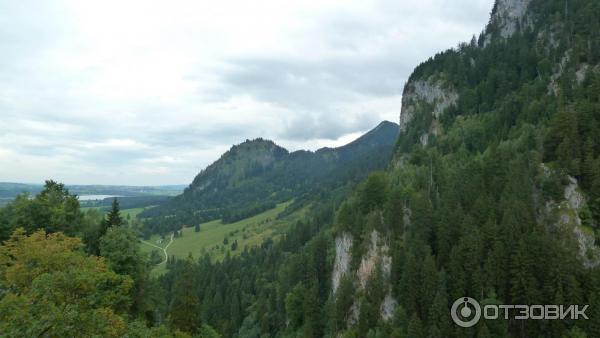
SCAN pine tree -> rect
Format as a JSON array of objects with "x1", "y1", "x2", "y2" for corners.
[
  {"x1": 555, "y1": 106, "x2": 581, "y2": 176},
  {"x1": 420, "y1": 254, "x2": 438, "y2": 321},
  {"x1": 427, "y1": 271, "x2": 451, "y2": 338},
  {"x1": 509, "y1": 238, "x2": 538, "y2": 305},
  {"x1": 407, "y1": 313, "x2": 424, "y2": 338},
  {"x1": 303, "y1": 282, "x2": 322, "y2": 338},
  {"x1": 334, "y1": 275, "x2": 355, "y2": 331},
  {"x1": 169, "y1": 255, "x2": 200, "y2": 333},
  {"x1": 106, "y1": 198, "x2": 123, "y2": 227}
]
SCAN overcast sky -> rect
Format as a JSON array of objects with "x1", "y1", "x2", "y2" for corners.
[{"x1": 0, "y1": 0, "x2": 494, "y2": 185}]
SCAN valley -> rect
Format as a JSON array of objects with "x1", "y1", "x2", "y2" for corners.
[
  {"x1": 139, "y1": 201, "x2": 304, "y2": 275},
  {"x1": 2, "y1": 1, "x2": 600, "y2": 337}
]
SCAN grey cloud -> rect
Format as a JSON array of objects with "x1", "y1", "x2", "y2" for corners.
[
  {"x1": 282, "y1": 111, "x2": 380, "y2": 141},
  {"x1": 0, "y1": 0, "x2": 495, "y2": 184},
  {"x1": 150, "y1": 124, "x2": 251, "y2": 149},
  {"x1": 219, "y1": 56, "x2": 409, "y2": 102}
]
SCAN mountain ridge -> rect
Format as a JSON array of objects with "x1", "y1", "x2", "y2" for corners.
[
  {"x1": 140, "y1": 121, "x2": 399, "y2": 233},
  {"x1": 331, "y1": 0, "x2": 600, "y2": 336}
]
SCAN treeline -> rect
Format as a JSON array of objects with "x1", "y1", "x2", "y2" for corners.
[
  {"x1": 221, "y1": 202, "x2": 277, "y2": 224},
  {"x1": 80, "y1": 195, "x2": 172, "y2": 209},
  {"x1": 158, "y1": 199, "x2": 337, "y2": 337}
]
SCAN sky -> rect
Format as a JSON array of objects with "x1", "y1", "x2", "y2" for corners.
[{"x1": 0, "y1": 0, "x2": 494, "y2": 185}]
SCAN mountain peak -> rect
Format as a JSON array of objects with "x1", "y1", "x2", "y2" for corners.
[
  {"x1": 373, "y1": 120, "x2": 399, "y2": 130},
  {"x1": 142, "y1": 121, "x2": 399, "y2": 227}
]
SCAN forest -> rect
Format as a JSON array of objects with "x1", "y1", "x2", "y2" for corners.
[{"x1": 1, "y1": 0, "x2": 600, "y2": 337}]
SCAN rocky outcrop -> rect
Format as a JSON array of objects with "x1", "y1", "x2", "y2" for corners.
[
  {"x1": 565, "y1": 176, "x2": 585, "y2": 211},
  {"x1": 332, "y1": 233, "x2": 353, "y2": 293},
  {"x1": 576, "y1": 64, "x2": 590, "y2": 84},
  {"x1": 380, "y1": 291, "x2": 398, "y2": 321},
  {"x1": 563, "y1": 177, "x2": 600, "y2": 268},
  {"x1": 543, "y1": 174, "x2": 600, "y2": 268},
  {"x1": 399, "y1": 78, "x2": 458, "y2": 132},
  {"x1": 357, "y1": 231, "x2": 391, "y2": 289},
  {"x1": 548, "y1": 51, "x2": 571, "y2": 95},
  {"x1": 484, "y1": 0, "x2": 532, "y2": 45},
  {"x1": 333, "y1": 230, "x2": 398, "y2": 326}
]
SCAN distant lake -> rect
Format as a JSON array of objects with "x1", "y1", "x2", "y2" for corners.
[{"x1": 78, "y1": 195, "x2": 122, "y2": 201}]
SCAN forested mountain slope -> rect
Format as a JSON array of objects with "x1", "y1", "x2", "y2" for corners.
[
  {"x1": 332, "y1": 0, "x2": 600, "y2": 336},
  {"x1": 3, "y1": 0, "x2": 600, "y2": 337},
  {"x1": 141, "y1": 121, "x2": 399, "y2": 233},
  {"x1": 158, "y1": 0, "x2": 600, "y2": 337}
]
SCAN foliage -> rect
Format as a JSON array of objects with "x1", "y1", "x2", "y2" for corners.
[
  {"x1": 0, "y1": 229, "x2": 132, "y2": 337},
  {"x1": 0, "y1": 180, "x2": 83, "y2": 241}
]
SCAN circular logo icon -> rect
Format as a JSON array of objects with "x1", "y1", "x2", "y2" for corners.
[{"x1": 451, "y1": 297, "x2": 481, "y2": 328}]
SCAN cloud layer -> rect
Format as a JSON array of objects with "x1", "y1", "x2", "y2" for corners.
[{"x1": 0, "y1": 0, "x2": 493, "y2": 185}]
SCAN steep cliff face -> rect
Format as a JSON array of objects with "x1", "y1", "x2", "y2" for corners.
[
  {"x1": 399, "y1": 77, "x2": 458, "y2": 133},
  {"x1": 332, "y1": 230, "x2": 396, "y2": 326},
  {"x1": 356, "y1": 231, "x2": 392, "y2": 289},
  {"x1": 332, "y1": 233, "x2": 352, "y2": 293},
  {"x1": 332, "y1": 0, "x2": 600, "y2": 336},
  {"x1": 399, "y1": 0, "x2": 535, "y2": 138},
  {"x1": 486, "y1": 0, "x2": 533, "y2": 42},
  {"x1": 542, "y1": 175, "x2": 600, "y2": 268}
]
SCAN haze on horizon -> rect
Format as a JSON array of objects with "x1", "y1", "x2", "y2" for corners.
[{"x1": 0, "y1": 0, "x2": 494, "y2": 185}]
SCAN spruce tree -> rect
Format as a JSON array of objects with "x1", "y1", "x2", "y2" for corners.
[
  {"x1": 169, "y1": 255, "x2": 200, "y2": 333},
  {"x1": 106, "y1": 198, "x2": 123, "y2": 227},
  {"x1": 407, "y1": 313, "x2": 424, "y2": 338}
]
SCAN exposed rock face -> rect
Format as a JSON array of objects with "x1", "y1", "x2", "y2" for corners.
[
  {"x1": 333, "y1": 230, "x2": 398, "y2": 326},
  {"x1": 543, "y1": 175, "x2": 600, "y2": 268},
  {"x1": 493, "y1": 0, "x2": 532, "y2": 38},
  {"x1": 576, "y1": 64, "x2": 590, "y2": 84},
  {"x1": 484, "y1": 0, "x2": 532, "y2": 46},
  {"x1": 574, "y1": 226, "x2": 599, "y2": 269},
  {"x1": 563, "y1": 177, "x2": 600, "y2": 268},
  {"x1": 565, "y1": 176, "x2": 585, "y2": 211},
  {"x1": 357, "y1": 230, "x2": 391, "y2": 289},
  {"x1": 548, "y1": 52, "x2": 572, "y2": 95},
  {"x1": 355, "y1": 230, "x2": 396, "y2": 323},
  {"x1": 399, "y1": 78, "x2": 458, "y2": 132},
  {"x1": 380, "y1": 291, "x2": 398, "y2": 321},
  {"x1": 332, "y1": 233, "x2": 353, "y2": 293}
]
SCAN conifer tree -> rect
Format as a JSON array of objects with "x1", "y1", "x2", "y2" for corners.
[
  {"x1": 106, "y1": 198, "x2": 123, "y2": 227},
  {"x1": 407, "y1": 313, "x2": 424, "y2": 338},
  {"x1": 169, "y1": 255, "x2": 200, "y2": 333}
]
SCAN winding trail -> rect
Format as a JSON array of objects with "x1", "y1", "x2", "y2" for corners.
[{"x1": 141, "y1": 233, "x2": 174, "y2": 265}]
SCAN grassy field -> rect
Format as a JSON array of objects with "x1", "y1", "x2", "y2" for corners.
[
  {"x1": 120, "y1": 207, "x2": 148, "y2": 219},
  {"x1": 81, "y1": 206, "x2": 153, "y2": 219},
  {"x1": 140, "y1": 201, "x2": 306, "y2": 275}
]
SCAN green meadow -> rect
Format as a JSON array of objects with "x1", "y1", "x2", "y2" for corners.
[
  {"x1": 81, "y1": 206, "x2": 152, "y2": 219},
  {"x1": 140, "y1": 201, "x2": 305, "y2": 275}
]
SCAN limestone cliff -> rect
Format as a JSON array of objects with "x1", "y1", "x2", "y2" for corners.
[
  {"x1": 399, "y1": 77, "x2": 458, "y2": 134},
  {"x1": 332, "y1": 230, "x2": 396, "y2": 326},
  {"x1": 541, "y1": 173, "x2": 600, "y2": 268},
  {"x1": 487, "y1": 0, "x2": 533, "y2": 41}
]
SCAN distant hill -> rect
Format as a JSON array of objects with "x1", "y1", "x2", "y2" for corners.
[
  {"x1": 0, "y1": 183, "x2": 185, "y2": 207},
  {"x1": 141, "y1": 121, "x2": 399, "y2": 233}
]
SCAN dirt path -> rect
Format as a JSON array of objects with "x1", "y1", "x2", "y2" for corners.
[{"x1": 141, "y1": 233, "x2": 174, "y2": 265}]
